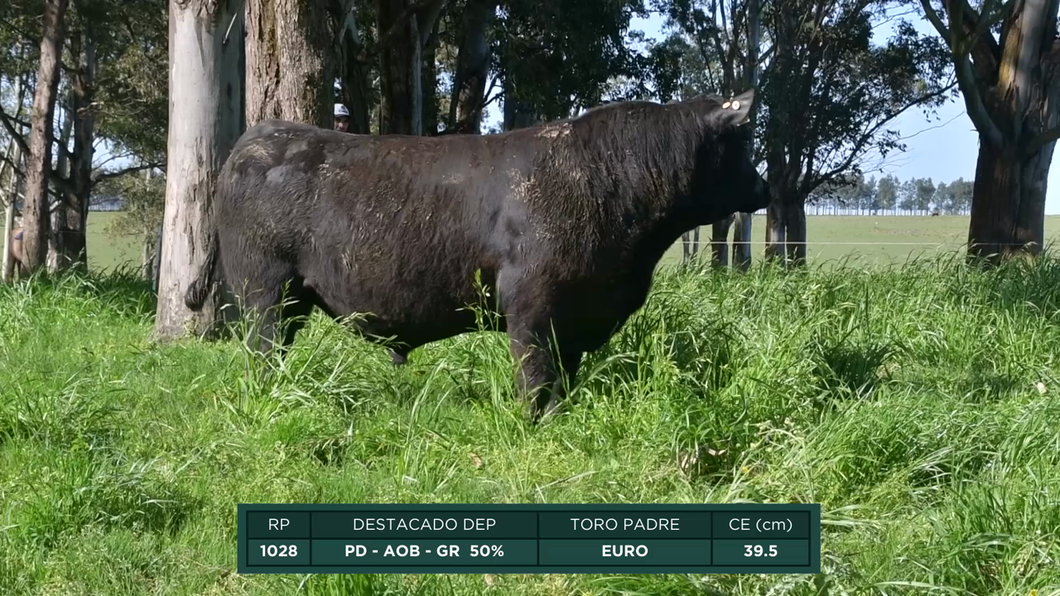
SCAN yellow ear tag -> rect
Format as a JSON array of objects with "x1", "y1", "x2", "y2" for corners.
[{"x1": 722, "y1": 101, "x2": 731, "y2": 109}]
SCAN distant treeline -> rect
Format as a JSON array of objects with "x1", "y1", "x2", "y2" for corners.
[{"x1": 807, "y1": 174, "x2": 974, "y2": 216}]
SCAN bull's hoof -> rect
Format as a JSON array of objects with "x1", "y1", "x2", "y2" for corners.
[
  {"x1": 528, "y1": 395, "x2": 564, "y2": 423},
  {"x1": 389, "y1": 349, "x2": 408, "y2": 366}
]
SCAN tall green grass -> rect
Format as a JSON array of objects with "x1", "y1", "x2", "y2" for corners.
[{"x1": 0, "y1": 257, "x2": 1058, "y2": 595}]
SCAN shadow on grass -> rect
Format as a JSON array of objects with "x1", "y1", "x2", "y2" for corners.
[{"x1": 810, "y1": 339, "x2": 896, "y2": 397}]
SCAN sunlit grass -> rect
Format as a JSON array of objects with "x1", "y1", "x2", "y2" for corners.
[{"x1": 1, "y1": 256, "x2": 1059, "y2": 595}]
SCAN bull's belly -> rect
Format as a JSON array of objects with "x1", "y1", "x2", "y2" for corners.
[{"x1": 303, "y1": 266, "x2": 504, "y2": 350}]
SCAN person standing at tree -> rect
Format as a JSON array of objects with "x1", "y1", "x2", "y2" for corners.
[{"x1": 334, "y1": 104, "x2": 350, "y2": 132}]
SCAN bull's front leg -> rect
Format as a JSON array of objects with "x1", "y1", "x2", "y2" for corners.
[{"x1": 508, "y1": 328, "x2": 582, "y2": 421}]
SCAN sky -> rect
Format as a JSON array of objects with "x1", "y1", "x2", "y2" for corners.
[{"x1": 482, "y1": 9, "x2": 1060, "y2": 215}]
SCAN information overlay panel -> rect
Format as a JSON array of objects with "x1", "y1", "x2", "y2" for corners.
[{"x1": 238, "y1": 504, "x2": 820, "y2": 574}]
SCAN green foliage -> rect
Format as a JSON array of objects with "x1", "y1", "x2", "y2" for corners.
[
  {"x1": 643, "y1": 32, "x2": 714, "y2": 101},
  {"x1": 495, "y1": 0, "x2": 651, "y2": 121},
  {"x1": 810, "y1": 173, "x2": 970, "y2": 214},
  {"x1": 97, "y1": 169, "x2": 165, "y2": 241},
  {"x1": 0, "y1": 0, "x2": 168, "y2": 170},
  {"x1": 876, "y1": 174, "x2": 897, "y2": 209},
  {"x1": 759, "y1": 1, "x2": 954, "y2": 196},
  {"x1": 89, "y1": 0, "x2": 168, "y2": 164}
]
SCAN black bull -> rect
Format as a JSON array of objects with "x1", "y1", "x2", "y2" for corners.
[{"x1": 185, "y1": 90, "x2": 771, "y2": 419}]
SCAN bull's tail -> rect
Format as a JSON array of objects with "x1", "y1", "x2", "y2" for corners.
[{"x1": 184, "y1": 229, "x2": 219, "y2": 311}]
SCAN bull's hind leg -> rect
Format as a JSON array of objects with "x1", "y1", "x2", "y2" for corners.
[{"x1": 239, "y1": 273, "x2": 312, "y2": 357}]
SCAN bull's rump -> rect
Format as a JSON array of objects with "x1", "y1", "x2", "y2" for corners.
[{"x1": 217, "y1": 120, "x2": 533, "y2": 344}]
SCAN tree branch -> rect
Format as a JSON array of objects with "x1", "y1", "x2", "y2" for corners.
[
  {"x1": 0, "y1": 151, "x2": 26, "y2": 181},
  {"x1": 0, "y1": 108, "x2": 30, "y2": 157},
  {"x1": 1025, "y1": 125, "x2": 1060, "y2": 157},
  {"x1": 0, "y1": 103, "x2": 78, "y2": 165},
  {"x1": 364, "y1": 0, "x2": 446, "y2": 60},
  {"x1": 954, "y1": 0, "x2": 1002, "y2": 78},
  {"x1": 90, "y1": 163, "x2": 164, "y2": 188},
  {"x1": 920, "y1": 0, "x2": 951, "y2": 44},
  {"x1": 810, "y1": 82, "x2": 958, "y2": 192},
  {"x1": 922, "y1": 0, "x2": 1004, "y2": 147},
  {"x1": 92, "y1": 151, "x2": 135, "y2": 171}
]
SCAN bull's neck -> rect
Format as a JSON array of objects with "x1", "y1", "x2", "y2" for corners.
[{"x1": 616, "y1": 121, "x2": 706, "y2": 264}]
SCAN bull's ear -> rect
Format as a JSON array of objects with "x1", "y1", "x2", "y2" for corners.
[{"x1": 719, "y1": 89, "x2": 755, "y2": 127}]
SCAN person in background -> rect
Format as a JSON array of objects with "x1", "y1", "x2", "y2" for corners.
[{"x1": 334, "y1": 103, "x2": 350, "y2": 132}]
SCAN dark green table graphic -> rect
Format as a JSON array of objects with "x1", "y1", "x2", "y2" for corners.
[{"x1": 238, "y1": 504, "x2": 820, "y2": 574}]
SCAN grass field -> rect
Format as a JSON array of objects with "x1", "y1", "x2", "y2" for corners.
[
  {"x1": 1, "y1": 250, "x2": 1059, "y2": 594},
  {"x1": 5, "y1": 212, "x2": 1060, "y2": 272}
]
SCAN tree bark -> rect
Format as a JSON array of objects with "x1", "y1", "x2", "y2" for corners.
[
  {"x1": 764, "y1": 199, "x2": 786, "y2": 264},
  {"x1": 966, "y1": 140, "x2": 1052, "y2": 260},
  {"x1": 152, "y1": 221, "x2": 163, "y2": 292},
  {"x1": 502, "y1": 71, "x2": 537, "y2": 131},
  {"x1": 21, "y1": 0, "x2": 69, "y2": 273},
  {"x1": 48, "y1": 98, "x2": 73, "y2": 272},
  {"x1": 1, "y1": 71, "x2": 24, "y2": 283},
  {"x1": 784, "y1": 201, "x2": 807, "y2": 266},
  {"x1": 337, "y1": 2, "x2": 371, "y2": 133},
  {"x1": 448, "y1": 0, "x2": 494, "y2": 134},
  {"x1": 377, "y1": 0, "x2": 422, "y2": 135},
  {"x1": 711, "y1": 215, "x2": 734, "y2": 268},
  {"x1": 733, "y1": 211, "x2": 752, "y2": 271},
  {"x1": 61, "y1": 24, "x2": 97, "y2": 271},
  {"x1": 141, "y1": 168, "x2": 155, "y2": 280},
  {"x1": 422, "y1": 21, "x2": 439, "y2": 135},
  {"x1": 154, "y1": 0, "x2": 244, "y2": 340},
  {"x1": 245, "y1": 0, "x2": 333, "y2": 128},
  {"x1": 1, "y1": 103, "x2": 23, "y2": 283},
  {"x1": 2, "y1": 200, "x2": 14, "y2": 282}
]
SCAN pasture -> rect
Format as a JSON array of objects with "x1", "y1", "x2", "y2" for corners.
[
  {"x1": 1, "y1": 229, "x2": 1059, "y2": 594},
  {"x1": 9, "y1": 212, "x2": 1058, "y2": 273}
]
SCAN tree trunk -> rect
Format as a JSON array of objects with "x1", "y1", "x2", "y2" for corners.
[
  {"x1": 244, "y1": 0, "x2": 281, "y2": 123},
  {"x1": 502, "y1": 72, "x2": 536, "y2": 131},
  {"x1": 966, "y1": 140, "x2": 1052, "y2": 261},
  {"x1": 711, "y1": 216, "x2": 733, "y2": 268},
  {"x1": 154, "y1": 0, "x2": 244, "y2": 340},
  {"x1": 337, "y1": 2, "x2": 371, "y2": 133},
  {"x1": 21, "y1": 0, "x2": 69, "y2": 273},
  {"x1": 2, "y1": 199, "x2": 14, "y2": 282},
  {"x1": 142, "y1": 168, "x2": 155, "y2": 280},
  {"x1": 930, "y1": 0, "x2": 1060, "y2": 264},
  {"x1": 784, "y1": 201, "x2": 807, "y2": 266},
  {"x1": 448, "y1": 0, "x2": 494, "y2": 134},
  {"x1": 245, "y1": 0, "x2": 333, "y2": 128},
  {"x1": 1, "y1": 72, "x2": 25, "y2": 283},
  {"x1": 152, "y1": 221, "x2": 163, "y2": 292},
  {"x1": 422, "y1": 21, "x2": 439, "y2": 135},
  {"x1": 733, "y1": 211, "x2": 752, "y2": 271},
  {"x1": 377, "y1": 0, "x2": 422, "y2": 135},
  {"x1": 764, "y1": 199, "x2": 786, "y2": 264},
  {"x1": 61, "y1": 25, "x2": 97, "y2": 272},
  {"x1": 48, "y1": 99, "x2": 73, "y2": 272},
  {"x1": 736, "y1": 0, "x2": 763, "y2": 271}
]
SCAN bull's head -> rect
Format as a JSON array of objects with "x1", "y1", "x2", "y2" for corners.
[{"x1": 698, "y1": 89, "x2": 771, "y2": 216}]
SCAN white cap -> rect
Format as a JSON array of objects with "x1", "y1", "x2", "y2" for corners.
[{"x1": 334, "y1": 103, "x2": 350, "y2": 117}]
